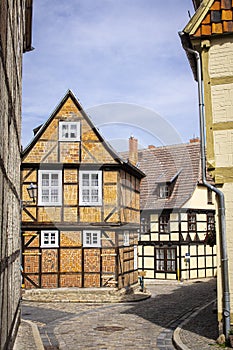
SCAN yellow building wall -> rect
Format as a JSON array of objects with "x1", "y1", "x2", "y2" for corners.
[
  {"x1": 203, "y1": 35, "x2": 233, "y2": 323},
  {"x1": 184, "y1": 186, "x2": 215, "y2": 210}
]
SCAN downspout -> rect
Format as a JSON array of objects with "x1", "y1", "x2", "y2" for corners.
[{"x1": 179, "y1": 32, "x2": 231, "y2": 338}]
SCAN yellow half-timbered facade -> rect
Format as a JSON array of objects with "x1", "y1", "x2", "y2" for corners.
[{"x1": 21, "y1": 90, "x2": 144, "y2": 289}]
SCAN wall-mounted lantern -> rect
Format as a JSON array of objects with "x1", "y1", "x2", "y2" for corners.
[{"x1": 26, "y1": 183, "x2": 37, "y2": 203}]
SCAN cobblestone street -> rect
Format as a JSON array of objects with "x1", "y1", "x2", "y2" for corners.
[{"x1": 15, "y1": 278, "x2": 223, "y2": 350}]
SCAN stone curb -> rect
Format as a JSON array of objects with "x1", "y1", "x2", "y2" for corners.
[
  {"x1": 172, "y1": 299, "x2": 216, "y2": 350},
  {"x1": 22, "y1": 319, "x2": 44, "y2": 350},
  {"x1": 22, "y1": 286, "x2": 151, "y2": 303}
]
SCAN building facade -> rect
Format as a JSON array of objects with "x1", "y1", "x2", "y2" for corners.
[
  {"x1": 137, "y1": 142, "x2": 217, "y2": 281},
  {"x1": 21, "y1": 91, "x2": 144, "y2": 289},
  {"x1": 181, "y1": 0, "x2": 233, "y2": 330},
  {"x1": 0, "y1": 1, "x2": 33, "y2": 349}
]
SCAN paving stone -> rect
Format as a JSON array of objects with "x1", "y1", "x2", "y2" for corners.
[{"x1": 15, "y1": 278, "x2": 220, "y2": 350}]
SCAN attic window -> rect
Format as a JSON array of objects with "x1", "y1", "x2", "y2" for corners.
[
  {"x1": 59, "y1": 121, "x2": 80, "y2": 141},
  {"x1": 158, "y1": 184, "x2": 169, "y2": 198}
]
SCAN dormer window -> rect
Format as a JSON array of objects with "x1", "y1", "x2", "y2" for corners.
[
  {"x1": 59, "y1": 121, "x2": 80, "y2": 141},
  {"x1": 159, "y1": 184, "x2": 169, "y2": 198}
]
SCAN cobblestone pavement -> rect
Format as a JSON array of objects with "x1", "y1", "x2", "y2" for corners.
[{"x1": 14, "y1": 278, "x2": 223, "y2": 350}]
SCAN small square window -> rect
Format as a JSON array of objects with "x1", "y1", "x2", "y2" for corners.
[
  {"x1": 41, "y1": 231, "x2": 59, "y2": 248},
  {"x1": 59, "y1": 122, "x2": 80, "y2": 141},
  {"x1": 83, "y1": 230, "x2": 101, "y2": 247}
]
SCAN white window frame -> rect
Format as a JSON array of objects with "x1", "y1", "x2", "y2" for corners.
[
  {"x1": 83, "y1": 230, "x2": 101, "y2": 247},
  {"x1": 41, "y1": 230, "x2": 59, "y2": 248},
  {"x1": 79, "y1": 171, "x2": 102, "y2": 206},
  {"x1": 123, "y1": 230, "x2": 130, "y2": 246},
  {"x1": 38, "y1": 170, "x2": 62, "y2": 206},
  {"x1": 59, "y1": 121, "x2": 80, "y2": 141}
]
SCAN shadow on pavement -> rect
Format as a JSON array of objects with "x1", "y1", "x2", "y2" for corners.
[{"x1": 122, "y1": 278, "x2": 218, "y2": 341}]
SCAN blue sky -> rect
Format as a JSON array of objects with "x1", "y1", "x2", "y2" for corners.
[{"x1": 22, "y1": 0, "x2": 198, "y2": 151}]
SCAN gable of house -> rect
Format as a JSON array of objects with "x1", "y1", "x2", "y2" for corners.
[{"x1": 23, "y1": 90, "x2": 119, "y2": 165}]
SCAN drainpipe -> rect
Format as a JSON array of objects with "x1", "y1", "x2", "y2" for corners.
[{"x1": 179, "y1": 32, "x2": 231, "y2": 338}]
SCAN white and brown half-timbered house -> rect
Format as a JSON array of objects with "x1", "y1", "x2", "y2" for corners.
[
  {"x1": 137, "y1": 140, "x2": 217, "y2": 281},
  {"x1": 21, "y1": 90, "x2": 144, "y2": 289}
]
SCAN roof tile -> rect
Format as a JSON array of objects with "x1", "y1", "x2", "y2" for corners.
[
  {"x1": 211, "y1": 1, "x2": 221, "y2": 10},
  {"x1": 222, "y1": 9, "x2": 233, "y2": 20},
  {"x1": 221, "y1": 0, "x2": 232, "y2": 9},
  {"x1": 202, "y1": 24, "x2": 212, "y2": 35},
  {"x1": 202, "y1": 13, "x2": 211, "y2": 23},
  {"x1": 223, "y1": 20, "x2": 233, "y2": 30},
  {"x1": 212, "y1": 22, "x2": 223, "y2": 32},
  {"x1": 132, "y1": 142, "x2": 203, "y2": 210},
  {"x1": 211, "y1": 10, "x2": 222, "y2": 22}
]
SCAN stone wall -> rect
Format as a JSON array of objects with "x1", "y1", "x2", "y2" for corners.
[{"x1": 0, "y1": 1, "x2": 31, "y2": 349}]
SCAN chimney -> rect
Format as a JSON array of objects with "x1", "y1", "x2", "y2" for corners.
[
  {"x1": 189, "y1": 137, "x2": 200, "y2": 143},
  {"x1": 129, "y1": 136, "x2": 138, "y2": 165}
]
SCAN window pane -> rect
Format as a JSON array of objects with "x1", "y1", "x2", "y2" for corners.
[
  {"x1": 156, "y1": 249, "x2": 164, "y2": 259},
  {"x1": 85, "y1": 232, "x2": 91, "y2": 244},
  {"x1": 51, "y1": 174, "x2": 58, "y2": 186},
  {"x1": 92, "y1": 233, "x2": 98, "y2": 244},
  {"x1": 156, "y1": 261, "x2": 164, "y2": 271},
  {"x1": 91, "y1": 174, "x2": 98, "y2": 186},
  {"x1": 82, "y1": 189, "x2": 89, "y2": 202},
  {"x1": 42, "y1": 189, "x2": 49, "y2": 202},
  {"x1": 44, "y1": 233, "x2": 49, "y2": 244},
  {"x1": 42, "y1": 174, "x2": 49, "y2": 186},
  {"x1": 167, "y1": 260, "x2": 175, "y2": 271},
  {"x1": 70, "y1": 124, "x2": 77, "y2": 138},
  {"x1": 50, "y1": 233, "x2": 56, "y2": 244},
  {"x1": 51, "y1": 189, "x2": 59, "y2": 202},
  {"x1": 82, "y1": 174, "x2": 89, "y2": 186},
  {"x1": 62, "y1": 124, "x2": 69, "y2": 138},
  {"x1": 91, "y1": 189, "x2": 98, "y2": 202}
]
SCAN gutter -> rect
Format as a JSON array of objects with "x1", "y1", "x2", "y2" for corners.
[{"x1": 179, "y1": 31, "x2": 231, "y2": 339}]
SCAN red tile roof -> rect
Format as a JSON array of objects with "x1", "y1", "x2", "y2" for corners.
[{"x1": 122, "y1": 142, "x2": 213, "y2": 211}]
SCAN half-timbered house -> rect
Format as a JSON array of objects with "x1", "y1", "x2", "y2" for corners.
[
  {"x1": 21, "y1": 90, "x2": 144, "y2": 289},
  {"x1": 137, "y1": 140, "x2": 217, "y2": 281}
]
